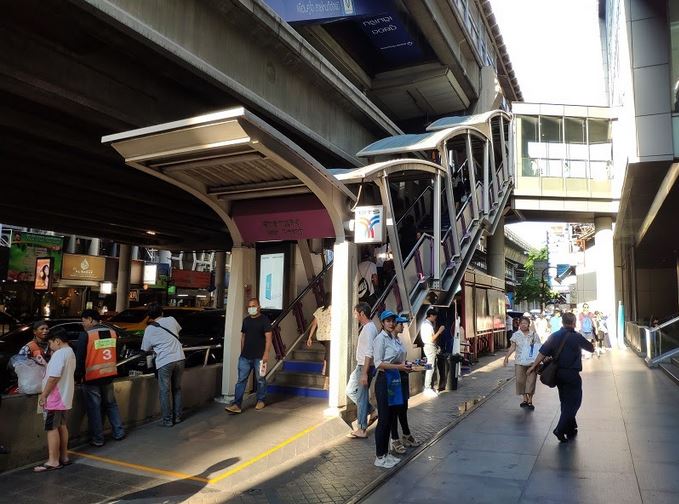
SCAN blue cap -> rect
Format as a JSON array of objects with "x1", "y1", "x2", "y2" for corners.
[
  {"x1": 379, "y1": 310, "x2": 397, "y2": 321},
  {"x1": 395, "y1": 314, "x2": 409, "y2": 324}
]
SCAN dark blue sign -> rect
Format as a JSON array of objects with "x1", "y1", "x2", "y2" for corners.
[{"x1": 359, "y1": 12, "x2": 423, "y2": 66}]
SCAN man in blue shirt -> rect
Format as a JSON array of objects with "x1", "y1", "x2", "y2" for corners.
[{"x1": 528, "y1": 312, "x2": 594, "y2": 442}]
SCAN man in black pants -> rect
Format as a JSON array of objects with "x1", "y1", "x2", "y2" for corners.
[{"x1": 528, "y1": 312, "x2": 594, "y2": 442}]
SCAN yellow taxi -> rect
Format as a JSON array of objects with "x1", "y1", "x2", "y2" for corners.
[{"x1": 108, "y1": 306, "x2": 202, "y2": 335}]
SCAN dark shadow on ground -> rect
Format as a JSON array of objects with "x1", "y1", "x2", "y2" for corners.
[{"x1": 112, "y1": 457, "x2": 239, "y2": 503}]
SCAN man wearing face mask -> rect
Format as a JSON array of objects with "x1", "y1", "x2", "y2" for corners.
[{"x1": 225, "y1": 298, "x2": 272, "y2": 414}]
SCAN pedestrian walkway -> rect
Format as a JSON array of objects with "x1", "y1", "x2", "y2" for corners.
[
  {"x1": 364, "y1": 349, "x2": 679, "y2": 504},
  {"x1": 0, "y1": 353, "x2": 514, "y2": 503}
]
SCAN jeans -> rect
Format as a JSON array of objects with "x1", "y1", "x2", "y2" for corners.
[
  {"x1": 157, "y1": 360, "x2": 185, "y2": 425},
  {"x1": 374, "y1": 372, "x2": 396, "y2": 457},
  {"x1": 391, "y1": 371, "x2": 411, "y2": 440},
  {"x1": 83, "y1": 382, "x2": 125, "y2": 444},
  {"x1": 346, "y1": 364, "x2": 374, "y2": 430},
  {"x1": 233, "y1": 356, "x2": 267, "y2": 406},
  {"x1": 423, "y1": 344, "x2": 438, "y2": 389}
]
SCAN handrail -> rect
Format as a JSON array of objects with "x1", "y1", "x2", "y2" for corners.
[
  {"x1": 396, "y1": 185, "x2": 433, "y2": 228},
  {"x1": 648, "y1": 315, "x2": 679, "y2": 332},
  {"x1": 403, "y1": 232, "x2": 434, "y2": 266},
  {"x1": 117, "y1": 344, "x2": 223, "y2": 368},
  {"x1": 265, "y1": 325, "x2": 314, "y2": 378},
  {"x1": 270, "y1": 261, "x2": 333, "y2": 329},
  {"x1": 370, "y1": 275, "x2": 398, "y2": 318}
]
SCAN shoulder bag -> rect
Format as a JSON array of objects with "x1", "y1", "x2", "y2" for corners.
[{"x1": 538, "y1": 332, "x2": 569, "y2": 388}]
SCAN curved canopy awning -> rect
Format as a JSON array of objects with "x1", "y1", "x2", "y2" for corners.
[
  {"x1": 426, "y1": 110, "x2": 511, "y2": 133},
  {"x1": 103, "y1": 107, "x2": 355, "y2": 244},
  {"x1": 332, "y1": 159, "x2": 446, "y2": 184}
]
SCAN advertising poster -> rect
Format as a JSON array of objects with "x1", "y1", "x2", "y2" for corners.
[
  {"x1": 259, "y1": 253, "x2": 285, "y2": 310},
  {"x1": 34, "y1": 257, "x2": 53, "y2": 291},
  {"x1": 8, "y1": 232, "x2": 63, "y2": 281},
  {"x1": 61, "y1": 254, "x2": 106, "y2": 281}
]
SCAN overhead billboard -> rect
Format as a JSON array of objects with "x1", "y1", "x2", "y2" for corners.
[
  {"x1": 7, "y1": 232, "x2": 63, "y2": 282},
  {"x1": 62, "y1": 254, "x2": 106, "y2": 281}
]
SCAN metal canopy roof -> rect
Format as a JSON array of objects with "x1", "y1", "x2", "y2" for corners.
[
  {"x1": 355, "y1": 109, "x2": 508, "y2": 158},
  {"x1": 103, "y1": 107, "x2": 355, "y2": 244},
  {"x1": 333, "y1": 159, "x2": 446, "y2": 184}
]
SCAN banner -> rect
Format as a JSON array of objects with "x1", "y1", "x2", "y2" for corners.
[
  {"x1": 62, "y1": 254, "x2": 106, "y2": 281},
  {"x1": 354, "y1": 205, "x2": 384, "y2": 244},
  {"x1": 8, "y1": 232, "x2": 63, "y2": 282}
]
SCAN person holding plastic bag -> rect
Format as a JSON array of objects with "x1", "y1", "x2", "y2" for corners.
[
  {"x1": 13, "y1": 320, "x2": 51, "y2": 394},
  {"x1": 372, "y1": 311, "x2": 412, "y2": 469}
]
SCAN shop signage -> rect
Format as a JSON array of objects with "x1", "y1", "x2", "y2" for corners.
[
  {"x1": 130, "y1": 260, "x2": 144, "y2": 285},
  {"x1": 232, "y1": 194, "x2": 335, "y2": 242},
  {"x1": 354, "y1": 205, "x2": 384, "y2": 244},
  {"x1": 8, "y1": 232, "x2": 63, "y2": 282},
  {"x1": 143, "y1": 264, "x2": 157, "y2": 285},
  {"x1": 62, "y1": 254, "x2": 105, "y2": 281},
  {"x1": 172, "y1": 269, "x2": 211, "y2": 289},
  {"x1": 263, "y1": 0, "x2": 371, "y2": 23}
]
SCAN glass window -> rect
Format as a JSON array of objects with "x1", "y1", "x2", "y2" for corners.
[
  {"x1": 587, "y1": 118, "x2": 611, "y2": 144},
  {"x1": 565, "y1": 117, "x2": 586, "y2": 144},
  {"x1": 520, "y1": 116, "x2": 538, "y2": 154},
  {"x1": 670, "y1": 1, "x2": 679, "y2": 111},
  {"x1": 540, "y1": 116, "x2": 563, "y2": 143}
]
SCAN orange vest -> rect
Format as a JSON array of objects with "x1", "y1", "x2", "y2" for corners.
[{"x1": 84, "y1": 327, "x2": 118, "y2": 382}]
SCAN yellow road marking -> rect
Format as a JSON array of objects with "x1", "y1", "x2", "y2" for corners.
[
  {"x1": 67, "y1": 419, "x2": 328, "y2": 486},
  {"x1": 208, "y1": 420, "x2": 327, "y2": 484},
  {"x1": 68, "y1": 450, "x2": 210, "y2": 483}
]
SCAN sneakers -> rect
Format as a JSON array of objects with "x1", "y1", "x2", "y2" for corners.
[
  {"x1": 255, "y1": 401, "x2": 266, "y2": 410},
  {"x1": 390, "y1": 439, "x2": 406, "y2": 454},
  {"x1": 374, "y1": 455, "x2": 398, "y2": 469},
  {"x1": 401, "y1": 434, "x2": 421, "y2": 447},
  {"x1": 424, "y1": 388, "x2": 438, "y2": 398},
  {"x1": 225, "y1": 404, "x2": 242, "y2": 414},
  {"x1": 385, "y1": 454, "x2": 401, "y2": 465}
]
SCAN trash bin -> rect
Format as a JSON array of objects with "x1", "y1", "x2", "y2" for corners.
[{"x1": 446, "y1": 353, "x2": 465, "y2": 390}]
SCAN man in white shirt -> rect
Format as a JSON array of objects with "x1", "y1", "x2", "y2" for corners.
[
  {"x1": 358, "y1": 250, "x2": 379, "y2": 304},
  {"x1": 142, "y1": 303, "x2": 186, "y2": 427},
  {"x1": 345, "y1": 302, "x2": 378, "y2": 438},
  {"x1": 421, "y1": 308, "x2": 444, "y2": 397}
]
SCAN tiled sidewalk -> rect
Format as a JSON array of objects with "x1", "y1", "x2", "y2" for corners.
[{"x1": 0, "y1": 354, "x2": 514, "y2": 504}]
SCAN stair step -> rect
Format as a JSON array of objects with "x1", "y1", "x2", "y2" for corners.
[
  {"x1": 274, "y1": 371, "x2": 326, "y2": 388},
  {"x1": 671, "y1": 356, "x2": 679, "y2": 368},
  {"x1": 659, "y1": 362, "x2": 679, "y2": 386},
  {"x1": 267, "y1": 385, "x2": 328, "y2": 399},
  {"x1": 293, "y1": 349, "x2": 327, "y2": 361},
  {"x1": 282, "y1": 360, "x2": 324, "y2": 373}
]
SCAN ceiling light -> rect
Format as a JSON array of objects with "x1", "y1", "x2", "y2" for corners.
[{"x1": 146, "y1": 230, "x2": 156, "y2": 235}]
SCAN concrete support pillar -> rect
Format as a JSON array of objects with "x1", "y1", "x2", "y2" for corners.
[
  {"x1": 220, "y1": 247, "x2": 256, "y2": 400},
  {"x1": 158, "y1": 250, "x2": 172, "y2": 265},
  {"x1": 327, "y1": 240, "x2": 357, "y2": 412},
  {"x1": 131, "y1": 246, "x2": 139, "y2": 260},
  {"x1": 67, "y1": 235, "x2": 77, "y2": 254},
  {"x1": 487, "y1": 215, "x2": 506, "y2": 281},
  {"x1": 116, "y1": 244, "x2": 131, "y2": 313},
  {"x1": 214, "y1": 251, "x2": 226, "y2": 309},
  {"x1": 594, "y1": 216, "x2": 618, "y2": 347},
  {"x1": 110, "y1": 243, "x2": 118, "y2": 258},
  {"x1": 88, "y1": 238, "x2": 100, "y2": 256}
]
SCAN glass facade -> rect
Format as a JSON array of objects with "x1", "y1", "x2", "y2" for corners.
[
  {"x1": 515, "y1": 114, "x2": 613, "y2": 199},
  {"x1": 671, "y1": 1, "x2": 679, "y2": 112}
]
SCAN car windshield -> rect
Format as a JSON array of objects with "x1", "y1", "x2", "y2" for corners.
[
  {"x1": 180, "y1": 312, "x2": 225, "y2": 336},
  {"x1": 164, "y1": 309, "x2": 201, "y2": 325},
  {"x1": 110, "y1": 310, "x2": 147, "y2": 323}
]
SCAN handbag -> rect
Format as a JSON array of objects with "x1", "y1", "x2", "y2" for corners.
[
  {"x1": 385, "y1": 369, "x2": 404, "y2": 406},
  {"x1": 538, "y1": 332, "x2": 570, "y2": 388}
]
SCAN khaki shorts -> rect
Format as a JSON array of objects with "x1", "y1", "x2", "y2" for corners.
[
  {"x1": 43, "y1": 410, "x2": 68, "y2": 431},
  {"x1": 515, "y1": 365, "x2": 537, "y2": 395}
]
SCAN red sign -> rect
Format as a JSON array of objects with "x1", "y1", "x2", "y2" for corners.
[
  {"x1": 231, "y1": 194, "x2": 335, "y2": 242},
  {"x1": 172, "y1": 269, "x2": 211, "y2": 289}
]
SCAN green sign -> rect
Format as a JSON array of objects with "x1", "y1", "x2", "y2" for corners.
[
  {"x1": 167, "y1": 285, "x2": 177, "y2": 295},
  {"x1": 8, "y1": 232, "x2": 63, "y2": 282}
]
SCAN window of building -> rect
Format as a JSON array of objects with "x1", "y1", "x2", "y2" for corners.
[
  {"x1": 670, "y1": 1, "x2": 679, "y2": 112},
  {"x1": 565, "y1": 117, "x2": 586, "y2": 144},
  {"x1": 587, "y1": 118, "x2": 611, "y2": 144},
  {"x1": 540, "y1": 116, "x2": 563, "y2": 143}
]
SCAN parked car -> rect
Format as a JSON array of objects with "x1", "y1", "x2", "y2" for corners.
[
  {"x1": 178, "y1": 310, "x2": 225, "y2": 367},
  {"x1": 0, "y1": 319, "x2": 144, "y2": 393},
  {"x1": 107, "y1": 306, "x2": 203, "y2": 335},
  {"x1": 0, "y1": 311, "x2": 20, "y2": 336}
]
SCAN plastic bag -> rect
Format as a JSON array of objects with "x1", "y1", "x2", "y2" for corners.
[{"x1": 10, "y1": 355, "x2": 45, "y2": 394}]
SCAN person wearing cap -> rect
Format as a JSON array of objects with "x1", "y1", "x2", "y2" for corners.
[
  {"x1": 421, "y1": 308, "x2": 445, "y2": 397},
  {"x1": 389, "y1": 314, "x2": 420, "y2": 455},
  {"x1": 373, "y1": 310, "x2": 412, "y2": 469}
]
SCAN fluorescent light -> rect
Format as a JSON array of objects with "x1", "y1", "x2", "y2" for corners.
[
  {"x1": 177, "y1": 294, "x2": 189, "y2": 297},
  {"x1": 146, "y1": 230, "x2": 156, "y2": 235}
]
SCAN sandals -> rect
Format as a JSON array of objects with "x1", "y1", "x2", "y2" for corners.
[
  {"x1": 61, "y1": 459, "x2": 74, "y2": 466},
  {"x1": 34, "y1": 463, "x2": 62, "y2": 473},
  {"x1": 346, "y1": 431, "x2": 368, "y2": 439}
]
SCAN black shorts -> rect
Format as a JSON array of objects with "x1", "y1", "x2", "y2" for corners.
[{"x1": 43, "y1": 410, "x2": 68, "y2": 431}]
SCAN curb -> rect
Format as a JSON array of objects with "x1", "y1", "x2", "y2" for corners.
[{"x1": 345, "y1": 375, "x2": 515, "y2": 504}]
